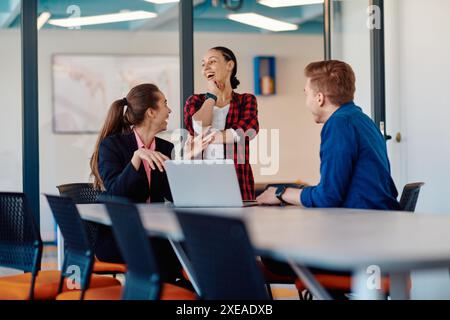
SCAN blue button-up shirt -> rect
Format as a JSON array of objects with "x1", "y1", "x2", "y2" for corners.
[{"x1": 301, "y1": 102, "x2": 400, "y2": 210}]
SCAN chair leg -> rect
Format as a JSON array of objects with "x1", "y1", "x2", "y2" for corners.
[
  {"x1": 28, "y1": 273, "x2": 37, "y2": 300},
  {"x1": 298, "y1": 289, "x2": 313, "y2": 300},
  {"x1": 174, "y1": 277, "x2": 195, "y2": 292},
  {"x1": 265, "y1": 283, "x2": 274, "y2": 300},
  {"x1": 80, "y1": 289, "x2": 86, "y2": 301}
]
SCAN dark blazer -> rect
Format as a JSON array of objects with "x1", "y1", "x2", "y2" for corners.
[{"x1": 98, "y1": 132, "x2": 173, "y2": 203}]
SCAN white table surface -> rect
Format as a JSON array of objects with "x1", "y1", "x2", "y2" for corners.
[{"x1": 77, "y1": 203, "x2": 450, "y2": 273}]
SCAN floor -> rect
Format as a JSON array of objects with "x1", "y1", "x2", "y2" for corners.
[{"x1": 271, "y1": 284, "x2": 301, "y2": 300}]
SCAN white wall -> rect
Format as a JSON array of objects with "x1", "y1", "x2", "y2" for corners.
[
  {"x1": 397, "y1": 0, "x2": 450, "y2": 214},
  {"x1": 386, "y1": 0, "x2": 450, "y2": 299},
  {"x1": 0, "y1": 29, "x2": 323, "y2": 241}
]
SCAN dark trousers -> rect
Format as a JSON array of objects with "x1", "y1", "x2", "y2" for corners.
[{"x1": 94, "y1": 225, "x2": 183, "y2": 284}]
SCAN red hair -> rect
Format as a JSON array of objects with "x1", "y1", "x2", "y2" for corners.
[{"x1": 305, "y1": 60, "x2": 356, "y2": 106}]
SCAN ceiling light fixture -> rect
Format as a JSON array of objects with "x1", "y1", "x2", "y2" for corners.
[
  {"x1": 48, "y1": 10, "x2": 157, "y2": 28},
  {"x1": 228, "y1": 13, "x2": 298, "y2": 32},
  {"x1": 258, "y1": 0, "x2": 324, "y2": 8},
  {"x1": 37, "y1": 11, "x2": 51, "y2": 30},
  {"x1": 144, "y1": 0, "x2": 180, "y2": 4}
]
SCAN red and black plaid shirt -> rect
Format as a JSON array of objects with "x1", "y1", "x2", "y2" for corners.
[{"x1": 184, "y1": 92, "x2": 259, "y2": 200}]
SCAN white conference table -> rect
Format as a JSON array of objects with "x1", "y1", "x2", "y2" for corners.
[{"x1": 75, "y1": 203, "x2": 450, "y2": 300}]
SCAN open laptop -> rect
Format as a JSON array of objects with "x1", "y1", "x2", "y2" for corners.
[{"x1": 165, "y1": 159, "x2": 258, "y2": 207}]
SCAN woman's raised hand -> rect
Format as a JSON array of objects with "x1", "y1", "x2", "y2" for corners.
[
  {"x1": 183, "y1": 129, "x2": 215, "y2": 159},
  {"x1": 207, "y1": 79, "x2": 222, "y2": 97}
]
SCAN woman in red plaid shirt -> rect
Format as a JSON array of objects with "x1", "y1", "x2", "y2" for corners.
[{"x1": 184, "y1": 46, "x2": 259, "y2": 200}]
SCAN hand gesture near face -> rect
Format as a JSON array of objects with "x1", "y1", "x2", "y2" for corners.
[
  {"x1": 207, "y1": 79, "x2": 222, "y2": 98},
  {"x1": 183, "y1": 127, "x2": 216, "y2": 159}
]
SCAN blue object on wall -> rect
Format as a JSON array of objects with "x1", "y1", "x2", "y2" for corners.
[{"x1": 254, "y1": 56, "x2": 276, "y2": 96}]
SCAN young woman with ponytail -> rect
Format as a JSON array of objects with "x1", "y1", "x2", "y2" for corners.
[
  {"x1": 90, "y1": 83, "x2": 212, "y2": 283},
  {"x1": 183, "y1": 46, "x2": 259, "y2": 200},
  {"x1": 91, "y1": 83, "x2": 175, "y2": 203}
]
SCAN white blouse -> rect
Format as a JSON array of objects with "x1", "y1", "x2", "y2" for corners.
[{"x1": 192, "y1": 104, "x2": 236, "y2": 160}]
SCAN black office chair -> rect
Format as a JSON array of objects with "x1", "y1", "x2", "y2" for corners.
[
  {"x1": 399, "y1": 182, "x2": 425, "y2": 212},
  {"x1": 0, "y1": 192, "x2": 45, "y2": 299},
  {"x1": 45, "y1": 195, "x2": 120, "y2": 300},
  {"x1": 56, "y1": 183, "x2": 101, "y2": 247},
  {"x1": 103, "y1": 197, "x2": 196, "y2": 300},
  {"x1": 175, "y1": 210, "x2": 271, "y2": 300},
  {"x1": 56, "y1": 183, "x2": 102, "y2": 204},
  {"x1": 56, "y1": 183, "x2": 126, "y2": 276}
]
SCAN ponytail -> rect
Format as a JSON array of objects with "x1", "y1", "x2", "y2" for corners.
[
  {"x1": 230, "y1": 76, "x2": 240, "y2": 90},
  {"x1": 211, "y1": 46, "x2": 240, "y2": 89},
  {"x1": 90, "y1": 98, "x2": 129, "y2": 189}
]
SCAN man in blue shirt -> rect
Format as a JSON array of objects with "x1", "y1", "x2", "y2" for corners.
[{"x1": 257, "y1": 60, "x2": 400, "y2": 210}]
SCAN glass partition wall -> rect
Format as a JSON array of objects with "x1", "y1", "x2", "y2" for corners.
[
  {"x1": 330, "y1": 0, "x2": 372, "y2": 116},
  {"x1": 0, "y1": 0, "x2": 22, "y2": 193},
  {"x1": 37, "y1": 0, "x2": 180, "y2": 242},
  {"x1": 193, "y1": 0, "x2": 324, "y2": 187},
  {"x1": 8, "y1": 0, "x2": 326, "y2": 243},
  {"x1": 0, "y1": 0, "x2": 22, "y2": 276}
]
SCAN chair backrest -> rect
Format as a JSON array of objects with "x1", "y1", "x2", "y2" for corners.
[
  {"x1": 399, "y1": 182, "x2": 425, "y2": 212},
  {"x1": 57, "y1": 183, "x2": 102, "y2": 248},
  {"x1": 45, "y1": 194, "x2": 94, "y2": 295},
  {"x1": 175, "y1": 210, "x2": 270, "y2": 300},
  {"x1": 56, "y1": 183, "x2": 101, "y2": 204},
  {"x1": 0, "y1": 192, "x2": 42, "y2": 274},
  {"x1": 103, "y1": 198, "x2": 162, "y2": 300}
]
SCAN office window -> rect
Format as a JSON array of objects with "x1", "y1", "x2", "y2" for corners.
[
  {"x1": 0, "y1": 0, "x2": 22, "y2": 192},
  {"x1": 37, "y1": 0, "x2": 180, "y2": 241}
]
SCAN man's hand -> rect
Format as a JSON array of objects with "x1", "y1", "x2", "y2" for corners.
[
  {"x1": 257, "y1": 187, "x2": 304, "y2": 206},
  {"x1": 256, "y1": 187, "x2": 282, "y2": 205}
]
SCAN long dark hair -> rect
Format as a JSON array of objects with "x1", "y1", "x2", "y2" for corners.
[
  {"x1": 90, "y1": 83, "x2": 161, "y2": 189},
  {"x1": 211, "y1": 46, "x2": 240, "y2": 89}
]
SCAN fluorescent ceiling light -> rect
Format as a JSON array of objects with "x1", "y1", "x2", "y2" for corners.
[
  {"x1": 48, "y1": 10, "x2": 157, "y2": 28},
  {"x1": 37, "y1": 11, "x2": 51, "y2": 30},
  {"x1": 228, "y1": 13, "x2": 298, "y2": 32},
  {"x1": 259, "y1": 0, "x2": 324, "y2": 8},
  {"x1": 144, "y1": 0, "x2": 179, "y2": 3}
]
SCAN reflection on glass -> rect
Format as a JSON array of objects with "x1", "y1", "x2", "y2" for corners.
[
  {"x1": 331, "y1": 0, "x2": 372, "y2": 116},
  {"x1": 0, "y1": 0, "x2": 22, "y2": 192},
  {"x1": 194, "y1": 0, "x2": 323, "y2": 34}
]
